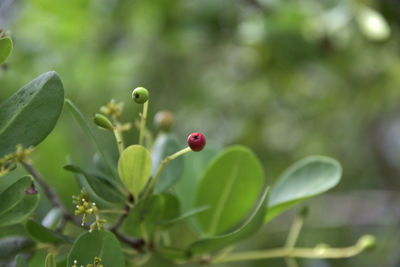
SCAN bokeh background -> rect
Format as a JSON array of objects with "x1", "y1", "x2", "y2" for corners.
[{"x1": 1, "y1": 0, "x2": 400, "y2": 266}]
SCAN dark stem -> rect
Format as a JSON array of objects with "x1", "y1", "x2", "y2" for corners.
[
  {"x1": 110, "y1": 229, "x2": 145, "y2": 252},
  {"x1": 21, "y1": 161, "x2": 145, "y2": 251},
  {"x1": 109, "y1": 194, "x2": 133, "y2": 231},
  {"x1": 20, "y1": 161, "x2": 79, "y2": 227}
]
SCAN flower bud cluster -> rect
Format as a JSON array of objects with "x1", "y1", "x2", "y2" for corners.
[
  {"x1": 73, "y1": 189, "x2": 106, "y2": 231},
  {"x1": 0, "y1": 144, "x2": 33, "y2": 176}
]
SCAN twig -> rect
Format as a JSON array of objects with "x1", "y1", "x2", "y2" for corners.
[
  {"x1": 110, "y1": 229, "x2": 145, "y2": 252},
  {"x1": 20, "y1": 161, "x2": 81, "y2": 229}
]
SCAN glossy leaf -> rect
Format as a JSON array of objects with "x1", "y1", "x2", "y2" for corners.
[
  {"x1": 195, "y1": 146, "x2": 265, "y2": 236},
  {"x1": 67, "y1": 230, "x2": 125, "y2": 267},
  {"x1": 64, "y1": 164, "x2": 125, "y2": 203},
  {"x1": 151, "y1": 134, "x2": 184, "y2": 193},
  {"x1": 45, "y1": 253, "x2": 56, "y2": 267},
  {"x1": 267, "y1": 156, "x2": 342, "y2": 222},
  {"x1": 64, "y1": 99, "x2": 118, "y2": 179},
  {"x1": 0, "y1": 176, "x2": 39, "y2": 227},
  {"x1": 175, "y1": 147, "x2": 219, "y2": 213},
  {"x1": 0, "y1": 71, "x2": 64, "y2": 157},
  {"x1": 25, "y1": 219, "x2": 71, "y2": 244},
  {"x1": 118, "y1": 145, "x2": 152, "y2": 199},
  {"x1": 0, "y1": 237, "x2": 34, "y2": 264},
  {"x1": 189, "y1": 188, "x2": 269, "y2": 255},
  {"x1": 0, "y1": 37, "x2": 12, "y2": 64}
]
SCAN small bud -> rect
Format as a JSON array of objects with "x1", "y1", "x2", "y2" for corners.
[
  {"x1": 187, "y1": 132, "x2": 206, "y2": 152},
  {"x1": 132, "y1": 87, "x2": 149, "y2": 104},
  {"x1": 154, "y1": 110, "x2": 174, "y2": 132},
  {"x1": 357, "y1": 235, "x2": 376, "y2": 252},
  {"x1": 93, "y1": 113, "x2": 113, "y2": 130}
]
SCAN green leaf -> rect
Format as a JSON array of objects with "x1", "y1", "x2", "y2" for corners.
[
  {"x1": 118, "y1": 145, "x2": 152, "y2": 199},
  {"x1": 67, "y1": 230, "x2": 125, "y2": 267},
  {"x1": 157, "y1": 206, "x2": 209, "y2": 228},
  {"x1": 0, "y1": 237, "x2": 34, "y2": 264},
  {"x1": 45, "y1": 253, "x2": 56, "y2": 267},
  {"x1": 25, "y1": 219, "x2": 71, "y2": 244},
  {"x1": 0, "y1": 176, "x2": 39, "y2": 227},
  {"x1": 195, "y1": 146, "x2": 265, "y2": 236},
  {"x1": 175, "y1": 147, "x2": 219, "y2": 213},
  {"x1": 151, "y1": 134, "x2": 184, "y2": 193},
  {"x1": 122, "y1": 194, "x2": 164, "y2": 237},
  {"x1": 64, "y1": 99, "x2": 118, "y2": 180},
  {"x1": 267, "y1": 156, "x2": 342, "y2": 222},
  {"x1": 0, "y1": 37, "x2": 12, "y2": 64},
  {"x1": 0, "y1": 71, "x2": 64, "y2": 157},
  {"x1": 16, "y1": 255, "x2": 29, "y2": 267},
  {"x1": 189, "y1": 188, "x2": 269, "y2": 255},
  {"x1": 64, "y1": 164, "x2": 126, "y2": 203}
]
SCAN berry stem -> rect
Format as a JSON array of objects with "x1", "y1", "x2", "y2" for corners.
[
  {"x1": 139, "y1": 101, "x2": 148, "y2": 146},
  {"x1": 143, "y1": 147, "x2": 192, "y2": 199}
]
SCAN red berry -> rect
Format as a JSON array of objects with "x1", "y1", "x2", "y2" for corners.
[{"x1": 187, "y1": 133, "x2": 206, "y2": 152}]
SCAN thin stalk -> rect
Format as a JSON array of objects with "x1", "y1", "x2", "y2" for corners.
[
  {"x1": 113, "y1": 126, "x2": 124, "y2": 154},
  {"x1": 139, "y1": 101, "x2": 148, "y2": 146},
  {"x1": 284, "y1": 210, "x2": 306, "y2": 267},
  {"x1": 212, "y1": 245, "x2": 364, "y2": 264},
  {"x1": 142, "y1": 147, "x2": 191, "y2": 198}
]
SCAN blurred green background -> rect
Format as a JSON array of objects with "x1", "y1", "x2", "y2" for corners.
[{"x1": 1, "y1": 0, "x2": 400, "y2": 266}]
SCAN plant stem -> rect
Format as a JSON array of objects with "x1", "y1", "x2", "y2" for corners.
[
  {"x1": 138, "y1": 101, "x2": 148, "y2": 146},
  {"x1": 110, "y1": 229, "x2": 145, "y2": 252},
  {"x1": 284, "y1": 209, "x2": 306, "y2": 267},
  {"x1": 113, "y1": 125, "x2": 124, "y2": 154},
  {"x1": 212, "y1": 244, "x2": 364, "y2": 264},
  {"x1": 20, "y1": 161, "x2": 81, "y2": 229},
  {"x1": 142, "y1": 147, "x2": 191, "y2": 198}
]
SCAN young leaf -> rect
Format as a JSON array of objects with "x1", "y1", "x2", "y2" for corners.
[
  {"x1": 118, "y1": 145, "x2": 152, "y2": 199},
  {"x1": 0, "y1": 71, "x2": 64, "y2": 157},
  {"x1": 0, "y1": 37, "x2": 12, "y2": 64},
  {"x1": 64, "y1": 164, "x2": 126, "y2": 203},
  {"x1": 267, "y1": 156, "x2": 342, "y2": 222},
  {"x1": 25, "y1": 219, "x2": 71, "y2": 244},
  {"x1": 151, "y1": 134, "x2": 184, "y2": 193},
  {"x1": 0, "y1": 176, "x2": 39, "y2": 227},
  {"x1": 67, "y1": 230, "x2": 125, "y2": 267},
  {"x1": 45, "y1": 253, "x2": 56, "y2": 267},
  {"x1": 195, "y1": 146, "x2": 265, "y2": 236},
  {"x1": 188, "y1": 188, "x2": 269, "y2": 255}
]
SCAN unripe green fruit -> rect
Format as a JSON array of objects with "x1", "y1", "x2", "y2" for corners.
[
  {"x1": 154, "y1": 110, "x2": 174, "y2": 132},
  {"x1": 132, "y1": 87, "x2": 149, "y2": 104},
  {"x1": 93, "y1": 113, "x2": 113, "y2": 130}
]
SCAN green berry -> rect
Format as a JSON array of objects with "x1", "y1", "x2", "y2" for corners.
[
  {"x1": 93, "y1": 113, "x2": 113, "y2": 130},
  {"x1": 132, "y1": 87, "x2": 149, "y2": 104}
]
